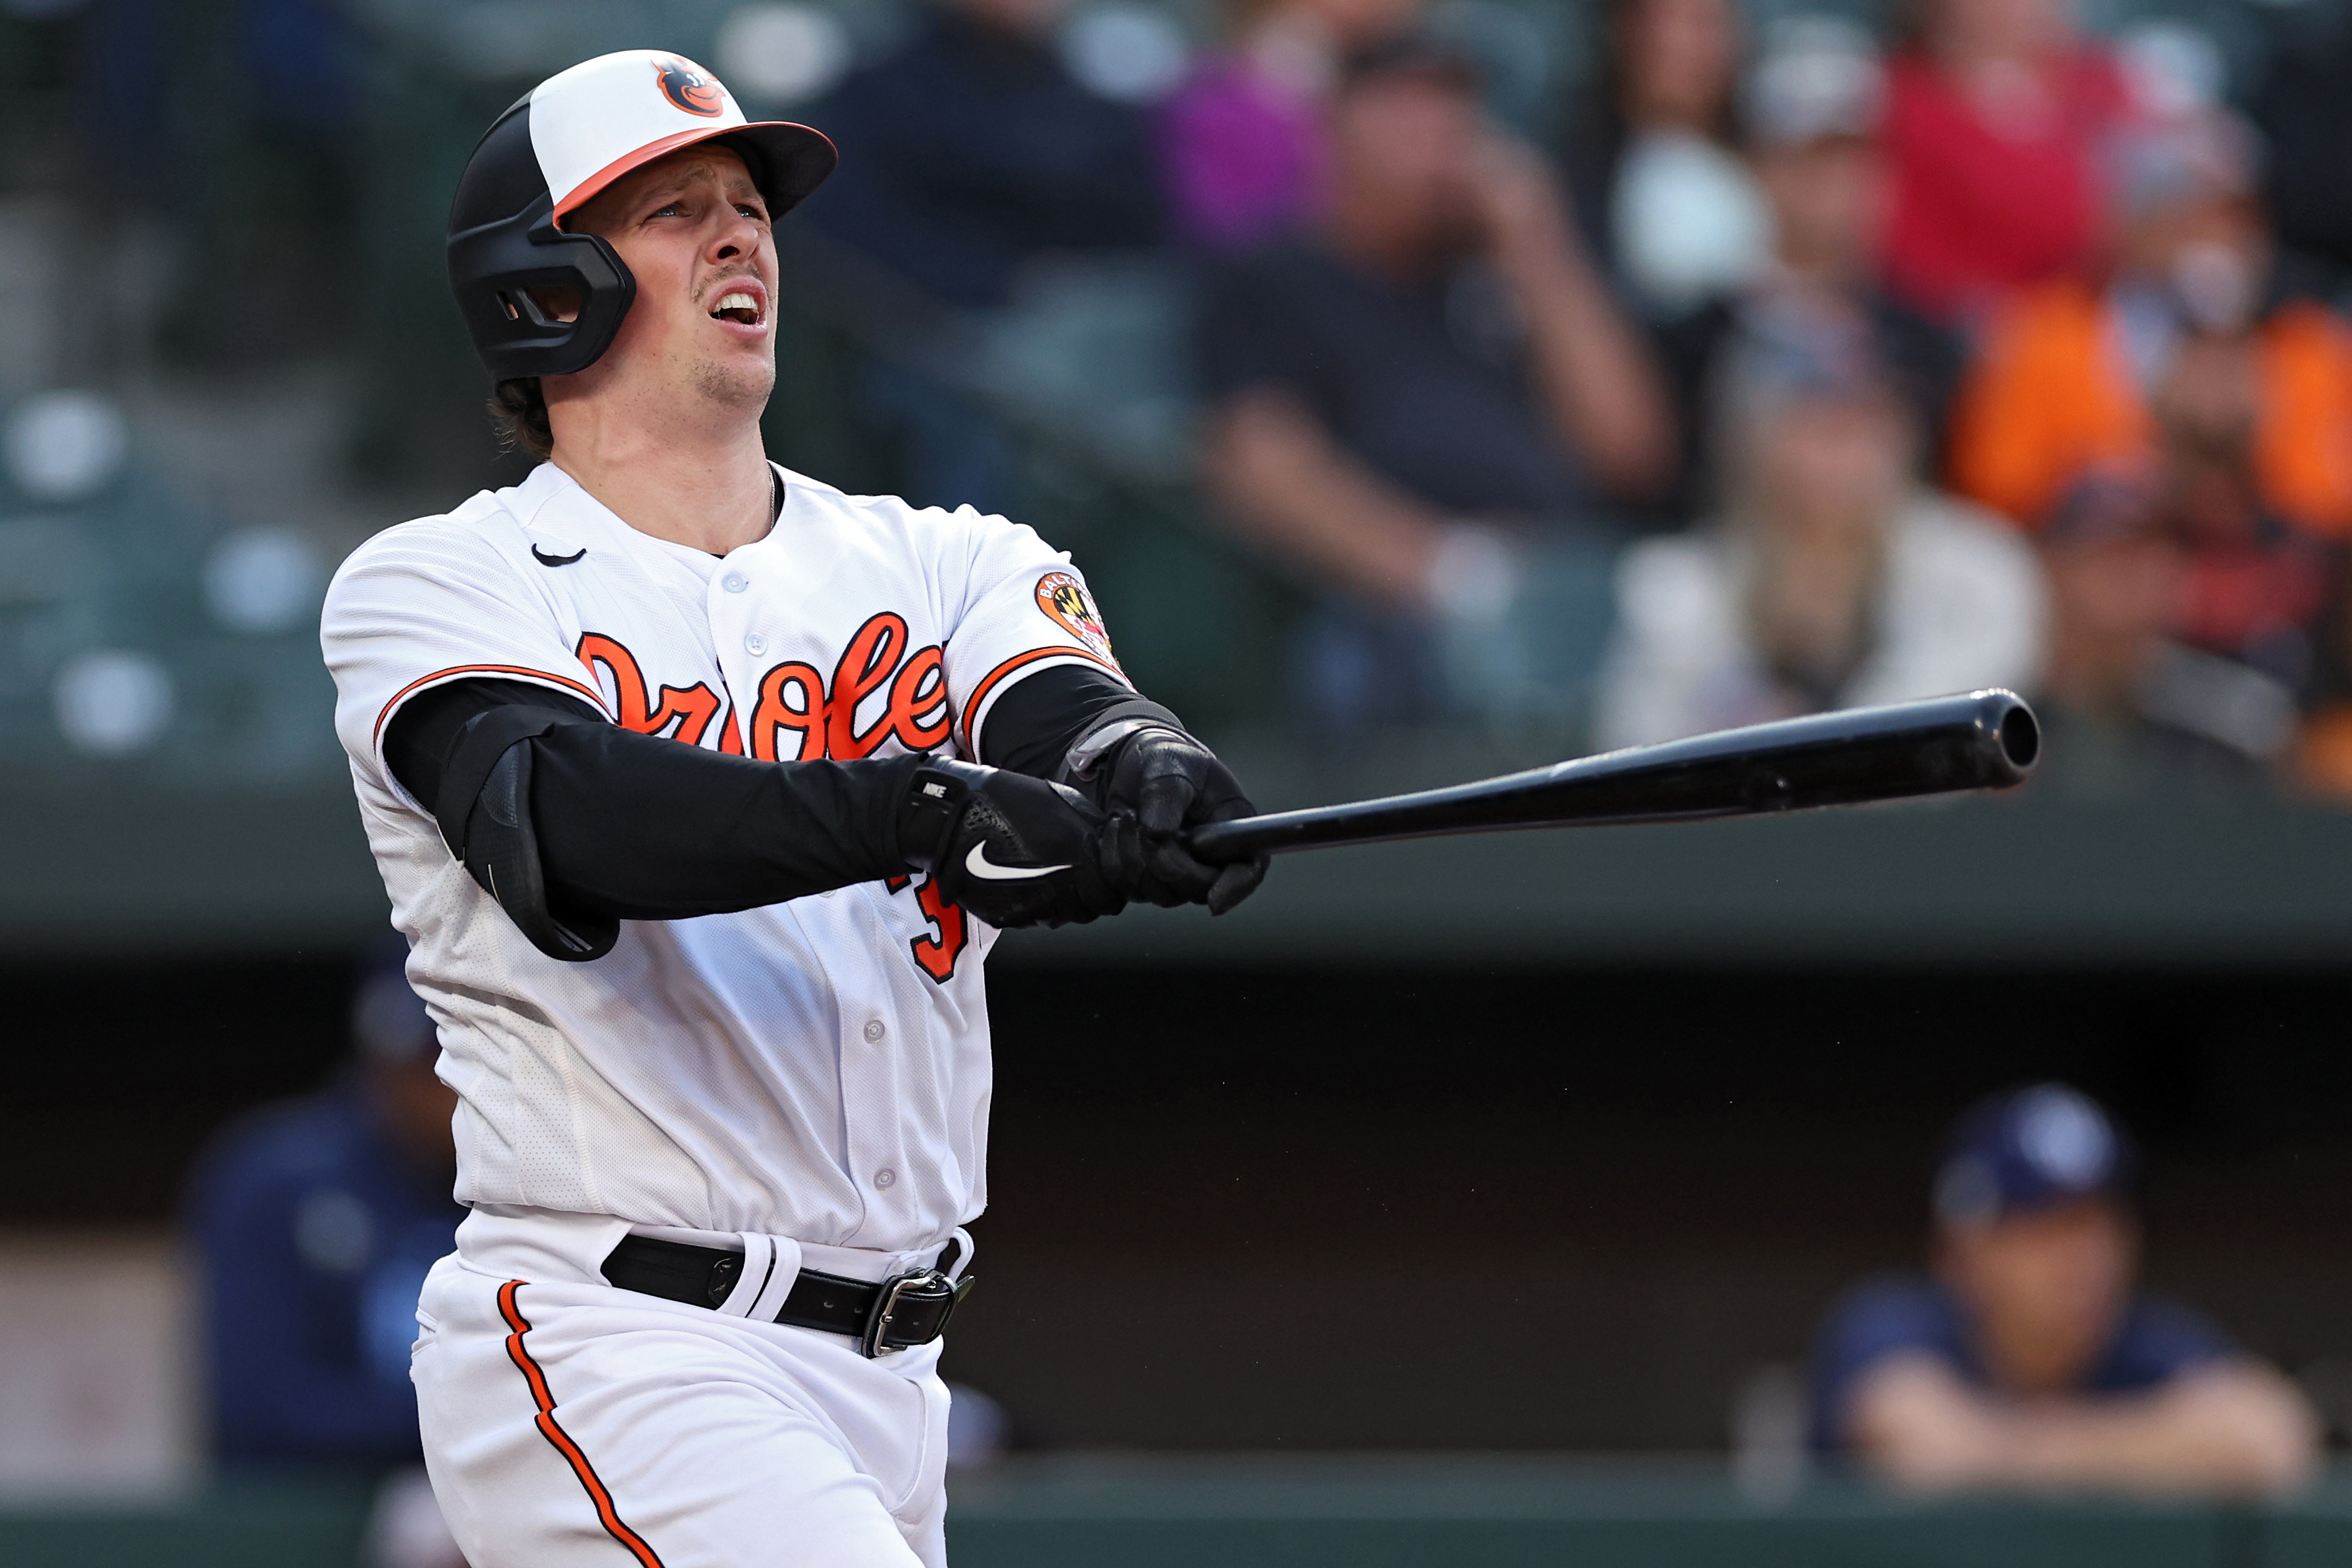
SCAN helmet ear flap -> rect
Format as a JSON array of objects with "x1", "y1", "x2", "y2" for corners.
[{"x1": 447, "y1": 193, "x2": 638, "y2": 381}]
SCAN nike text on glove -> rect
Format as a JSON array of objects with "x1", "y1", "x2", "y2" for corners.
[
  {"x1": 897, "y1": 758, "x2": 1127, "y2": 929},
  {"x1": 1079, "y1": 726, "x2": 1267, "y2": 916}
]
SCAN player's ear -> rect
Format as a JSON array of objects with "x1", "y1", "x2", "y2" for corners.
[{"x1": 524, "y1": 285, "x2": 585, "y2": 324}]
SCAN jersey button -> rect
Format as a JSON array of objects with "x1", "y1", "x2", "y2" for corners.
[
  {"x1": 744, "y1": 633, "x2": 767, "y2": 655},
  {"x1": 722, "y1": 572, "x2": 748, "y2": 593},
  {"x1": 873, "y1": 1168, "x2": 897, "y2": 1190},
  {"x1": 863, "y1": 1019, "x2": 886, "y2": 1044}
]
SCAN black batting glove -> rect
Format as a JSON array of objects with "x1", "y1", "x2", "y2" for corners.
[
  {"x1": 1083, "y1": 727, "x2": 1267, "y2": 916},
  {"x1": 898, "y1": 758, "x2": 1127, "y2": 929}
]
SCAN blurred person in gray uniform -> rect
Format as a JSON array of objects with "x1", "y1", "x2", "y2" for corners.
[
  {"x1": 1196, "y1": 33, "x2": 1675, "y2": 728},
  {"x1": 1810, "y1": 1085, "x2": 2316, "y2": 1496},
  {"x1": 1591, "y1": 310, "x2": 2042, "y2": 748}
]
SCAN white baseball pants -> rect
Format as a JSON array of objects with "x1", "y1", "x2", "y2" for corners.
[{"x1": 412, "y1": 1253, "x2": 952, "y2": 1568}]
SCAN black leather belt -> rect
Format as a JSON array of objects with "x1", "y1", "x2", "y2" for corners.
[{"x1": 601, "y1": 1234, "x2": 971, "y2": 1358}]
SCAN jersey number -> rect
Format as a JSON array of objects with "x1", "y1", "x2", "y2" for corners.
[{"x1": 887, "y1": 873, "x2": 969, "y2": 983}]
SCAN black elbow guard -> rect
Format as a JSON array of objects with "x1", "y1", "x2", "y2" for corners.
[{"x1": 433, "y1": 706, "x2": 619, "y2": 964}]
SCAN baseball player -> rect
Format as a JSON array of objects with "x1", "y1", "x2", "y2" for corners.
[{"x1": 319, "y1": 49, "x2": 1265, "y2": 1568}]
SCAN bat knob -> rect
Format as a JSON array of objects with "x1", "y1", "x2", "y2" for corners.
[
  {"x1": 1993, "y1": 696, "x2": 2040, "y2": 774},
  {"x1": 1973, "y1": 689, "x2": 2040, "y2": 786}
]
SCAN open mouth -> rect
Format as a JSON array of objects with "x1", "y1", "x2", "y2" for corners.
[{"x1": 708, "y1": 284, "x2": 767, "y2": 328}]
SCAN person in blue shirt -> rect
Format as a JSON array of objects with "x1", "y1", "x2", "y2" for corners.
[
  {"x1": 805, "y1": 0, "x2": 1163, "y2": 313},
  {"x1": 186, "y1": 957, "x2": 467, "y2": 1466},
  {"x1": 1809, "y1": 1083, "x2": 2315, "y2": 1494}
]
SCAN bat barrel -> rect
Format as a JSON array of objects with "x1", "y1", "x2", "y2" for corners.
[{"x1": 1188, "y1": 689, "x2": 2039, "y2": 862}]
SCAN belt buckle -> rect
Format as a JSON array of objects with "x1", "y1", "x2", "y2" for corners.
[{"x1": 858, "y1": 1267, "x2": 971, "y2": 1359}]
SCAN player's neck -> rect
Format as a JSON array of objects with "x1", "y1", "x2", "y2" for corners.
[{"x1": 547, "y1": 402, "x2": 775, "y2": 557}]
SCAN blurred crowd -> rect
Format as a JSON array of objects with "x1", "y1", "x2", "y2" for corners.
[
  {"x1": 5, "y1": 0, "x2": 2352, "y2": 795},
  {"x1": 781, "y1": 0, "x2": 2352, "y2": 795}
]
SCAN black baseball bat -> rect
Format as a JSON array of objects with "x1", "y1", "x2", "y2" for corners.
[{"x1": 1185, "y1": 689, "x2": 2038, "y2": 861}]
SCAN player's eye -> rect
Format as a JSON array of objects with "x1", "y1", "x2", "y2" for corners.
[{"x1": 736, "y1": 204, "x2": 767, "y2": 223}]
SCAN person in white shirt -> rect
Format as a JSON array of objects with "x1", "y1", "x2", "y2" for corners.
[
  {"x1": 1593, "y1": 306, "x2": 2045, "y2": 749},
  {"x1": 318, "y1": 50, "x2": 1265, "y2": 1568}
]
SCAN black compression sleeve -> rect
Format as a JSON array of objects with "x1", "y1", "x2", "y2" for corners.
[
  {"x1": 977, "y1": 663, "x2": 1185, "y2": 779},
  {"x1": 385, "y1": 678, "x2": 603, "y2": 807},
  {"x1": 383, "y1": 678, "x2": 916, "y2": 920}
]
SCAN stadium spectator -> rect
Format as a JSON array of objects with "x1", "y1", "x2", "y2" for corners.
[
  {"x1": 2280, "y1": 559, "x2": 2352, "y2": 800},
  {"x1": 2250, "y1": 17, "x2": 2352, "y2": 282},
  {"x1": 1811, "y1": 1085, "x2": 2317, "y2": 1495},
  {"x1": 1559, "y1": 0, "x2": 1769, "y2": 323},
  {"x1": 1879, "y1": 0, "x2": 2133, "y2": 325},
  {"x1": 1592, "y1": 310, "x2": 2042, "y2": 749},
  {"x1": 1945, "y1": 109, "x2": 2352, "y2": 682},
  {"x1": 2029, "y1": 473, "x2": 2289, "y2": 797},
  {"x1": 799, "y1": 0, "x2": 1169, "y2": 510},
  {"x1": 1197, "y1": 34, "x2": 1673, "y2": 726},
  {"x1": 185, "y1": 957, "x2": 464, "y2": 1465},
  {"x1": 1154, "y1": 0, "x2": 1419, "y2": 250},
  {"x1": 805, "y1": 0, "x2": 1163, "y2": 310},
  {"x1": 1655, "y1": 19, "x2": 1963, "y2": 509}
]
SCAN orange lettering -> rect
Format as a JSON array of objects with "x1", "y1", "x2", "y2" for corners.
[
  {"x1": 576, "y1": 633, "x2": 652, "y2": 730},
  {"x1": 577, "y1": 633, "x2": 726, "y2": 746},
  {"x1": 827, "y1": 613, "x2": 907, "y2": 760},
  {"x1": 748, "y1": 662, "x2": 828, "y2": 762},
  {"x1": 650, "y1": 683, "x2": 720, "y2": 744},
  {"x1": 885, "y1": 646, "x2": 951, "y2": 751}
]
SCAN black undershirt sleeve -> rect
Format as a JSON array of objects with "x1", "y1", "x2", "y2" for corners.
[
  {"x1": 976, "y1": 663, "x2": 1184, "y2": 780},
  {"x1": 380, "y1": 664, "x2": 1172, "y2": 924},
  {"x1": 383, "y1": 678, "x2": 917, "y2": 920}
]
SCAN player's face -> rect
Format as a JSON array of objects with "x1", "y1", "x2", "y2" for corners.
[
  {"x1": 565, "y1": 147, "x2": 778, "y2": 415},
  {"x1": 1939, "y1": 1197, "x2": 2136, "y2": 1394}
]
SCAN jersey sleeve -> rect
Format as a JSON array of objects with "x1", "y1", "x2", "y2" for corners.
[
  {"x1": 321, "y1": 516, "x2": 612, "y2": 807},
  {"x1": 1806, "y1": 1275, "x2": 1969, "y2": 1455},
  {"x1": 931, "y1": 505, "x2": 1132, "y2": 761}
]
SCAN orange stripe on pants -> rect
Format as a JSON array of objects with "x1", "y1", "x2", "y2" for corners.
[{"x1": 497, "y1": 1281, "x2": 667, "y2": 1568}]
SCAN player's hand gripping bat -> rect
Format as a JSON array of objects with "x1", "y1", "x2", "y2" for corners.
[{"x1": 1184, "y1": 689, "x2": 2038, "y2": 862}]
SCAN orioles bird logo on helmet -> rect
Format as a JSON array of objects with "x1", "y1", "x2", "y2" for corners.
[{"x1": 653, "y1": 57, "x2": 726, "y2": 117}]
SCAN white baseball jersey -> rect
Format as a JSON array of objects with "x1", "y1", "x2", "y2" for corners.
[{"x1": 321, "y1": 459, "x2": 1127, "y2": 1254}]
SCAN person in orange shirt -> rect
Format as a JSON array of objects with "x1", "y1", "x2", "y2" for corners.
[{"x1": 1946, "y1": 110, "x2": 2352, "y2": 551}]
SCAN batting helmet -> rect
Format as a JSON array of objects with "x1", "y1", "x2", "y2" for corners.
[{"x1": 446, "y1": 50, "x2": 837, "y2": 382}]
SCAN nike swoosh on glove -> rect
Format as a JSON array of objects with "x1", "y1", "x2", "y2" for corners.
[
  {"x1": 1081, "y1": 726, "x2": 1267, "y2": 916},
  {"x1": 898, "y1": 758, "x2": 1127, "y2": 929}
]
